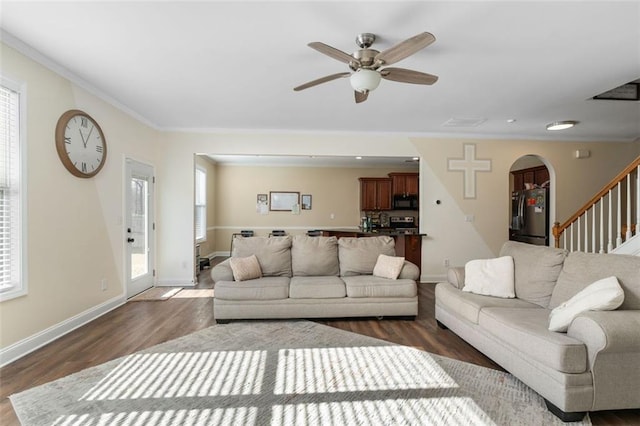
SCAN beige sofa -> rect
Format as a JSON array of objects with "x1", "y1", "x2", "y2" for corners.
[
  {"x1": 211, "y1": 235, "x2": 419, "y2": 323},
  {"x1": 435, "y1": 241, "x2": 640, "y2": 422}
]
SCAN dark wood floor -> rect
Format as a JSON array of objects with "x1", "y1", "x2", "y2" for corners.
[{"x1": 1, "y1": 261, "x2": 639, "y2": 425}]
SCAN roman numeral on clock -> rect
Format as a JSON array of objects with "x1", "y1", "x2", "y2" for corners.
[
  {"x1": 81, "y1": 162, "x2": 87, "y2": 173},
  {"x1": 96, "y1": 145, "x2": 103, "y2": 153}
]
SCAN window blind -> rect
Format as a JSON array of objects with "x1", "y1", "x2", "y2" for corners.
[
  {"x1": 195, "y1": 167, "x2": 206, "y2": 242},
  {"x1": 0, "y1": 83, "x2": 21, "y2": 294}
]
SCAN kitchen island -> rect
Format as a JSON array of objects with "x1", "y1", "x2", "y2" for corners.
[{"x1": 322, "y1": 229, "x2": 424, "y2": 271}]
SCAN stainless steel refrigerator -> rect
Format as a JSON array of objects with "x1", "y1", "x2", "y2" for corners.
[{"x1": 510, "y1": 188, "x2": 549, "y2": 246}]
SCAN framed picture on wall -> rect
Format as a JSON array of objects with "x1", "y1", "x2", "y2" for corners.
[
  {"x1": 301, "y1": 194, "x2": 312, "y2": 210},
  {"x1": 269, "y1": 191, "x2": 299, "y2": 211}
]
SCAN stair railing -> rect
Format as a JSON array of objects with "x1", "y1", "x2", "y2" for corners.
[{"x1": 552, "y1": 155, "x2": 639, "y2": 253}]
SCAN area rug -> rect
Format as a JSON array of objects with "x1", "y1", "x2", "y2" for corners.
[
  {"x1": 129, "y1": 287, "x2": 182, "y2": 301},
  {"x1": 10, "y1": 321, "x2": 591, "y2": 426}
]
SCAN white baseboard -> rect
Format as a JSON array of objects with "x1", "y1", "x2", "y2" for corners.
[
  {"x1": 421, "y1": 274, "x2": 446, "y2": 283},
  {"x1": 210, "y1": 251, "x2": 230, "y2": 258},
  {"x1": 155, "y1": 280, "x2": 195, "y2": 287},
  {"x1": 0, "y1": 295, "x2": 126, "y2": 367}
]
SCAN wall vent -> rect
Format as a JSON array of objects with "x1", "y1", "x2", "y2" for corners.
[{"x1": 593, "y1": 81, "x2": 639, "y2": 101}]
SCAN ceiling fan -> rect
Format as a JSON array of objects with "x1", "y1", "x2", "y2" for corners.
[{"x1": 294, "y1": 32, "x2": 438, "y2": 103}]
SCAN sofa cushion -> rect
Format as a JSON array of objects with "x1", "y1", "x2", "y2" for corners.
[
  {"x1": 479, "y1": 307, "x2": 588, "y2": 374},
  {"x1": 232, "y1": 236, "x2": 292, "y2": 277},
  {"x1": 338, "y1": 236, "x2": 396, "y2": 277},
  {"x1": 373, "y1": 254, "x2": 405, "y2": 280},
  {"x1": 435, "y1": 282, "x2": 541, "y2": 324},
  {"x1": 499, "y1": 241, "x2": 568, "y2": 308},
  {"x1": 462, "y1": 256, "x2": 515, "y2": 298},
  {"x1": 291, "y1": 235, "x2": 339, "y2": 276},
  {"x1": 229, "y1": 255, "x2": 262, "y2": 281},
  {"x1": 342, "y1": 275, "x2": 416, "y2": 298},
  {"x1": 289, "y1": 276, "x2": 346, "y2": 299},
  {"x1": 549, "y1": 251, "x2": 640, "y2": 310},
  {"x1": 549, "y1": 276, "x2": 624, "y2": 332},
  {"x1": 214, "y1": 277, "x2": 290, "y2": 300}
]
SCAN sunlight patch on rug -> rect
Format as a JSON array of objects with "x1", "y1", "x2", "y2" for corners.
[
  {"x1": 275, "y1": 346, "x2": 457, "y2": 394},
  {"x1": 81, "y1": 351, "x2": 266, "y2": 400}
]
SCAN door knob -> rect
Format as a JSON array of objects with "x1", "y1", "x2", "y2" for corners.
[{"x1": 127, "y1": 237, "x2": 135, "y2": 243}]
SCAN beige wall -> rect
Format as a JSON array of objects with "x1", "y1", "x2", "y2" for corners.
[
  {"x1": 415, "y1": 138, "x2": 640, "y2": 280},
  {"x1": 0, "y1": 43, "x2": 159, "y2": 352},
  {"x1": 211, "y1": 164, "x2": 414, "y2": 252},
  {"x1": 2, "y1": 37, "x2": 639, "y2": 362}
]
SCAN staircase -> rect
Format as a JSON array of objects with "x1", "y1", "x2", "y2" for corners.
[{"x1": 552, "y1": 155, "x2": 640, "y2": 255}]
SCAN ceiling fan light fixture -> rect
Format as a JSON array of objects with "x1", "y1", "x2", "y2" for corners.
[
  {"x1": 350, "y1": 69, "x2": 381, "y2": 93},
  {"x1": 546, "y1": 120, "x2": 578, "y2": 131}
]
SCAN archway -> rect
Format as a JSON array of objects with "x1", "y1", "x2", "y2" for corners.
[{"x1": 509, "y1": 155, "x2": 556, "y2": 246}]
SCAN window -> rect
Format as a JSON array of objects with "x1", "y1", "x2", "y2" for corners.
[
  {"x1": 195, "y1": 166, "x2": 206, "y2": 243},
  {"x1": 1, "y1": 78, "x2": 26, "y2": 301}
]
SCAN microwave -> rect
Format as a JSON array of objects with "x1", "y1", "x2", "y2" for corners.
[{"x1": 392, "y1": 194, "x2": 418, "y2": 210}]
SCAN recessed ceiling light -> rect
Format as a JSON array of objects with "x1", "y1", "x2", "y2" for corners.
[
  {"x1": 412, "y1": 157, "x2": 419, "y2": 161},
  {"x1": 355, "y1": 156, "x2": 362, "y2": 160},
  {"x1": 507, "y1": 119, "x2": 516, "y2": 123},
  {"x1": 546, "y1": 120, "x2": 578, "y2": 131}
]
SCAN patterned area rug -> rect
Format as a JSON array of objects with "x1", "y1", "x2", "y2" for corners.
[{"x1": 10, "y1": 321, "x2": 591, "y2": 425}]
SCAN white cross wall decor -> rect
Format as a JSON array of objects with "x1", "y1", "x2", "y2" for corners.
[{"x1": 447, "y1": 144, "x2": 492, "y2": 199}]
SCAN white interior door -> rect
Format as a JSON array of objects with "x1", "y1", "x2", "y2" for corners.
[{"x1": 125, "y1": 159, "x2": 155, "y2": 298}]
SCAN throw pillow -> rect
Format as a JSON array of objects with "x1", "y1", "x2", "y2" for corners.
[
  {"x1": 462, "y1": 256, "x2": 515, "y2": 298},
  {"x1": 548, "y1": 276, "x2": 624, "y2": 332},
  {"x1": 229, "y1": 255, "x2": 262, "y2": 282},
  {"x1": 372, "y1": 254, "x2": 405, "y2": 280}
]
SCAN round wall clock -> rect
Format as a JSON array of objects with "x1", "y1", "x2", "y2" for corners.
[{"x1": 55, "y1": 109, "x2": 107, "y2": 178}]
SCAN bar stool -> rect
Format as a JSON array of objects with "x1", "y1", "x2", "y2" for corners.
[
  {"x1": 269, "y1": 230, "x2": 286, "y2": 237},
  {"x1": 307, "y1": 230, "x2": 322, "y2": 236}
]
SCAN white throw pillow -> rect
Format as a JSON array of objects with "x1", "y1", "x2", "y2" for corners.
[
  {"x1": 229, "y1": 255, "x2": 262, "y2": 281},
  {"x1": 548, "y1": 276, "x2": 624, "y2": 332},
  {"x1": 373, "y1": 254, "x2": 405, "y2": 280},
  {"x1": 462, "y1": 256, "x2": 515, "y2": 298}
]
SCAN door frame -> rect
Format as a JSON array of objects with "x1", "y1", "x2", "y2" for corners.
[{"x1": 124, "y1": 157, "x2": 156, "y2": 298}]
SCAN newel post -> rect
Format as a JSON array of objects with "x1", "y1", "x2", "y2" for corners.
[{"x1": 552, "y1": 222, "x2": 561, "y2": 248}]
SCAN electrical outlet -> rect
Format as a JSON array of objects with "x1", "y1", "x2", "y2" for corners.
[
  {"x1": 444, "y1": 259, "x2": 450, "y2": 267},
  {"x1": 101, "y1": 279, "x2": 108, "y2": 291}
]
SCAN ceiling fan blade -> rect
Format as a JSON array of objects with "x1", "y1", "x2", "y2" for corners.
[
  {"x1": 380, "y1": 67, "x2": 438, "y2": 85},
  {"x1": 354, "y1": 91, "x2": 368, "y2": 103},
  {"x1": 294, "y1": 72, "x2": 350, "y2": 91},
  {"x1": 374, "y1": 32, "x2": 435, "y2": 65},
  {"x1": 308, "y1": 42, "x2": 360, "y2": 66}
]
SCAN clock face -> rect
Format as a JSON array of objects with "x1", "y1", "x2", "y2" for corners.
[{"x1": 55, "y1": 110, "x2": 107, "y2": 178}]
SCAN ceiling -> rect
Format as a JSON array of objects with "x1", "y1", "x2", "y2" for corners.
[{"x1": 1, "y1": 1, "x2": 639, "y2": 142}]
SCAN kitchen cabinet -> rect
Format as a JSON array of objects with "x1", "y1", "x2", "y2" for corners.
[
  {"x1": 389, "y1": 172, "x2": 419, "y2": 196},
  {"x1": 359, "y1": 178, "x2": 392, "y2": 211},
  {"x1": 511, "y1": 166, "x2": 549, "y2": 190}
]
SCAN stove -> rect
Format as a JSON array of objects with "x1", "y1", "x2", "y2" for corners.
[{"x1": 390, "y1": 216, "x2": 416, "y2": 228}]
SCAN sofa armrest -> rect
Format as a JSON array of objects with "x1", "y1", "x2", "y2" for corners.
[
  {"x1": 568, "y1": 310, "x2": 640, "y2": 365},
  {"x1": 567, "y1": 310, "x2": 640, "y2": 410},
  {"x1": 398, "y1": 261, "x2": 420, "y2": 281},
  {"x1": 210, "y1": 258, "x2": 234, "y2": 282},
  {"x1": 446, "y1": 267, "x2": 465, "y2": 289}
]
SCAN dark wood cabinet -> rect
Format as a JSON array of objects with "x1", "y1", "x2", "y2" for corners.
[
  {"x1": 359, "y1": 178, "x2": 392, "y2": 211},
  {"x1": 511, "y1": 166, "x2": 549, "y2": 190},
  {"x1": 389, "y1": 172, "x2": 419, "y2": 196}
]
